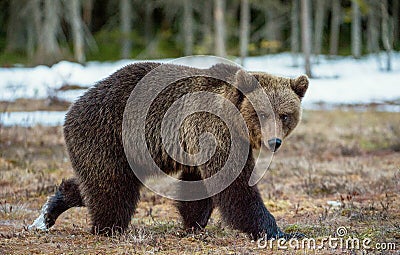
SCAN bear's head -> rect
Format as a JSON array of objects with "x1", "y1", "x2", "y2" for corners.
[{"x1": 233, "y1": 69, "x2": 308, "y2": 152}]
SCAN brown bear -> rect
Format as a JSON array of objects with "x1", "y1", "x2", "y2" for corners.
[{"x1": 29, "y1": 62, "x2": 308, "y2": 240}]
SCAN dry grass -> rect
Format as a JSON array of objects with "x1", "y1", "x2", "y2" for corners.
[
  {"x1": 0, "y1": 110, "x2": 399, "y2": 254},
  {"x1": 0, "y1": 98, "x2": 70, "y2": 113}
]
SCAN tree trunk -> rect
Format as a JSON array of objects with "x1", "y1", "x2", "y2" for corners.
[
  {"x1": 144, "y1": 1, "x2": 153, "y2": 44},
  {"x1": 68, "y1": 0, "x2": 85, "y2": 63},
  {"x1": 366, "y1": 0, "x2": 379, "y2": 54},
  {"x1": 381, "y1": 0, "x2": 392, "y2": 71},
  {"x1": 183, "y1": 0, "x2": 194, "y2": 56},
  {"x1": 82, "y1": 0, "x2": 94, "y2": 28},
  {"x1": 291, "y1": 0, "x2": 300, "y2": 66},
  {"x1": 35, "y1": 0, "x2": 62, "y2": 65},
  {"x1": 201, "y1": 0, "x2": 213, "y2": 54},
  {"x1": 393, "y1": 0, "x2": 399, "y2": 48},
  {"x1": 239, "y1": 0, "x2": 250, "y2": 66},
  {"x1": 26, "y1": 22, "x2": 35, "y2": 60},
  {"x1": 214, "y1": 0, "x2": 226, "y2": 57},
  {"x1": 5, "y1": 0, "x2": 26, "y2": 53},
  {"x1": 329, "y1": 0, "x2": 341, "y2": 56},
  {"x1": 27, "y1": 0, "x2": 41, "y2": 60},
  {"x1": 265, "y1": 9, "x2": 282, "y2": 43},
  {"x1": 351, "y1": 0, "x2": 361, "y2": 59},
  {"x1": 120, "y1": 0, "x2": 132, "y2": 59},
  {"x1": 301, "y1": 0, "x2": 312, "y2": 77},
  {"x1": 313, "y1": 0, "x2": 325, "y2": 58}
]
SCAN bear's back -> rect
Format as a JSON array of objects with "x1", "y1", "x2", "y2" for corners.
[{"x1": 63, "y1": 62, "x2": 240, "y2": 178}]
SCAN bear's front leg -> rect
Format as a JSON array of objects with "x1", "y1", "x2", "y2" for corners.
[
  {"x1": 213, "y1": 166, "x2": 302, "y2": 240},
  {"x1": 176, "y1": 170, "x2": 213, "y2": 230}
]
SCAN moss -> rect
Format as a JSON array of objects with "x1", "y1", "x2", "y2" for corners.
[{"x1": 0, "y1": 51, "x2": 28, "y2": 66}]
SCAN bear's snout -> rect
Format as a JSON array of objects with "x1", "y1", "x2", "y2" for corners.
[{"x1": 267, "y1": 138, "x2": 282, "y2": 152}]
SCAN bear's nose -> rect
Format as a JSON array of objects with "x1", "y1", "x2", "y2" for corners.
[{"x1": 267, "y1": 138, "x2": 282, "y2": 152}]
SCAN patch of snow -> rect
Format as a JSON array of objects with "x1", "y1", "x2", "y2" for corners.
[
  {"x1": 243, "y1": 53, "x2": 400, "y2": 105},
  {"x1": 28, "y1": 200, "x2": 50, "y2": 231},
  {"x1": 303, "y1": 102, "x2": 400, "y2": 112},
  {"x1": 57, "y1": 89, "x2": 87, "y2": 102},
  {"x1": 0, "y1": 111, "x2": 66, "y2": 127},
  {"x1": 327, "y1": 201, "x2": 342, "y2": 207},
  {"x1": 0, "y1": 59, "x2": 166, "y2": 100}
]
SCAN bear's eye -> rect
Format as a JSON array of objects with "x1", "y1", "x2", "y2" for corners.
[{"x1": 280, "y1": 114, "x2": 289, "y2": 122}]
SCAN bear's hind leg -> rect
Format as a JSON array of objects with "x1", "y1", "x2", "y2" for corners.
[
  {"x1": 84, "y1": 173, "x2": 142, "y2": 236},
  {"x1": 176, "y1": 170, "x2": 213, "y2": 230},
  {"x1": 29, "y1": 177, "x2": 84, "y2": 230}
]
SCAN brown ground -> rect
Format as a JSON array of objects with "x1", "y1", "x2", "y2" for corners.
[
  {"x1": 0, "y1": 110, "x2": 399, "y2": 254},
  {"x1": 0, "y1": 98, "x2": 70, "y2": 113}
]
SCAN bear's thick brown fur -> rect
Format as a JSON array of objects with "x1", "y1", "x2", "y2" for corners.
[{"x1": 30, "y1": 62, "x2": 308, "y2": 239}]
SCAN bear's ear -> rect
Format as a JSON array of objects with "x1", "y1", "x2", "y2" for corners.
[
  {"x1": 234, "y1": 69, "x2": 258, "y2": 94},
  {"x1": 291, "y1": 75, "x2": 309, "y2": 99}
]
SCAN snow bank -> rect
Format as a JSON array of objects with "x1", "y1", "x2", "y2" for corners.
[
  {"x1": 1, "y1": 53, "x2": 399, "y2": 105},
  {"x1": 0, "y1": 60, "x2": 139, "y2": 99},
  {"x1": 0, "y1": 111, "x2": 66, "y2": 127},
  {"x1": 244, "y1": 53, "x2": 400, "y2": 105},
  {"x1": 1, "y1": 53, "x2": 399, "y2": 127}
]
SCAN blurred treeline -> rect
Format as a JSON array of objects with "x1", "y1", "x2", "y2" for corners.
[{"x1": 0, "y1": 0, "x2": 398, "y2": 66}]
